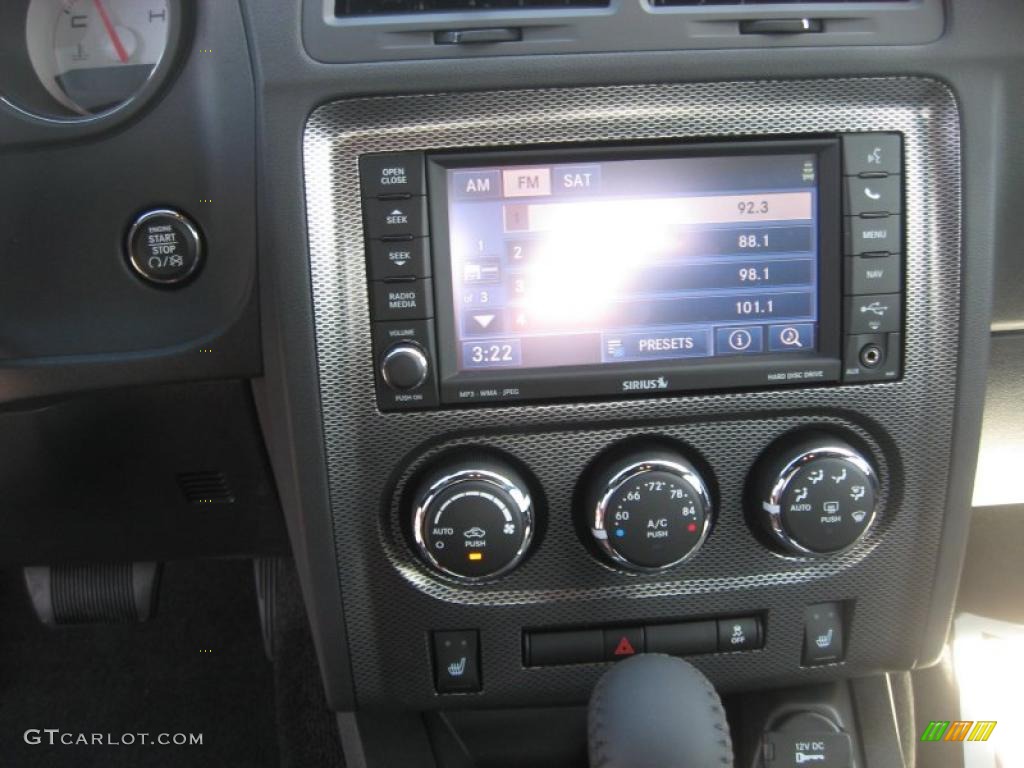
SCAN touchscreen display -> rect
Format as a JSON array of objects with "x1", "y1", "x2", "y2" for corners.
[{"x1": 444, "y1": 152, "x2": 820, "y2": 372}]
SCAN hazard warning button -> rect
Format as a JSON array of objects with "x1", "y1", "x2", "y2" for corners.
[{"x1": 603, "y1": 627, "x2": 644, "y2": 662}]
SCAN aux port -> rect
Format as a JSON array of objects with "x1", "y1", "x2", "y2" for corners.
[{"x1": 859, "y1": 343, "x2": 883, "y2": 369}]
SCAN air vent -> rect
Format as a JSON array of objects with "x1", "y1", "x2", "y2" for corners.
[
  {"x1": 177, "y1": 471, "x2": 236, "y2": 505},
  {"x1": 337, "y1": 0, "x2": 608, "y2": 15},
  {"x1": 649, "y1": 0, "x2": 907, "y2": 5}
]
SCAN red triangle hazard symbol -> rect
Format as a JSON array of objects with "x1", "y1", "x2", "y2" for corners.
[{"x1": 613, "y1": 636, "x2": 636, "y2": 656}]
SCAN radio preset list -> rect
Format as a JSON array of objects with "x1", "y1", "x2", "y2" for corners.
[
  {"x1": 840, "y1": 133, "x2": 903, "y2": 382},
  {"x1": 361, "y1": 153, "x2": 440, "y2": 410}
]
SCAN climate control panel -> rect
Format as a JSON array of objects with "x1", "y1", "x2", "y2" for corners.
[{"x1": 404, "y1": 431, "x2": 881, "y2": 582}]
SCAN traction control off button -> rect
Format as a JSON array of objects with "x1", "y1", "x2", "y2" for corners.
[
  {"x1": 717, "y1": 617, "x2": 762, "y2": 652},
  {"x1": 126, "y1": 208, "x2": 203, "y2": 286}
]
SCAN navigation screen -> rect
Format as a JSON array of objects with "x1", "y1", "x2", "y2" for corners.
[{"x1": 443, "y1": 152, "x2": 820, "y2": 373}]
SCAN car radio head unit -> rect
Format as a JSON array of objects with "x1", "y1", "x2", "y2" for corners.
[{"x1": 361, "y1": 136, "x2": 902, "y2": 409}]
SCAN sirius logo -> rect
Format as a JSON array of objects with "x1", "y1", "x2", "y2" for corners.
[{"x1": 622, "y1": 376, "x2": 669, "y2": 392}]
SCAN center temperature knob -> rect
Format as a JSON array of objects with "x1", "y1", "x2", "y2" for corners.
[{"x1": 585, "y1": 449, "x2": 713, "y2": 572}]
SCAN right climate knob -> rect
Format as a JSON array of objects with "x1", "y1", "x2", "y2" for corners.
[{"x1": 749, "y1": 433, "x2": 880, "y2": 556}]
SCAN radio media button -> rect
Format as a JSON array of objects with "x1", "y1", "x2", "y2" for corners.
[
  {"x1": 364, "y1": 197, "x2": 428, "y2": 239},
  {"x1": 845, "y1": 294, "x2": 900, "y2": 334},
  {"x1": 371, "y1": 279, "x2": 434, "y2": 321},
  {"x1": 367, "y1": 238, "x2": 431, "y2": 281},
  {"x1": 845, "y1": 254, "x2": 901, "y2": 295},
  {"x1": 845, "y1": 215, "x2": 901, "y2": 255},
  {"x1": 768, "y1": 324, "x2": 815, "y2": 352},
  {"x1": 715, "y1": 326, "x2": 764, "y2": 355},
  {"x1": 359, "y1": 153, "x2": 425, "y2": 198},
  {"x1": 842, "y1": 133, "x2": 902, "y2": 176},
  {"x1": 844, "y1": 176, "x2": 901, "y2": 217}
]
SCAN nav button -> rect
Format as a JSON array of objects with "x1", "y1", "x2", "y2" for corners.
[{"x1": 716, "y1": 326, "x2": 764, "y2": 355}]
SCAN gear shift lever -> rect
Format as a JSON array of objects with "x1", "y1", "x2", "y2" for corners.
[{"x1": 588, "y1": 654, "x2": 733, "y2": 767}]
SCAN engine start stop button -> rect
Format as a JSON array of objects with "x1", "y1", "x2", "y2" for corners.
[{"x1": 126, "y1": 208, "x2": 203, "y2": 286}]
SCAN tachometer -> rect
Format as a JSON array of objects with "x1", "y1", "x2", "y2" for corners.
[{"x1": 26, "y1": 0, "x2": 172, "y2": 116}]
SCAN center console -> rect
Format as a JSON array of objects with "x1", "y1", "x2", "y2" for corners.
[{"x1": 302, "y1": 77, "x2": 960, "y2": 710}]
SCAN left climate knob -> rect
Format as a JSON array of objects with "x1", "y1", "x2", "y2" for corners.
[{"x1": 412, "y1": 458, "x2": 535, "y2": 582}]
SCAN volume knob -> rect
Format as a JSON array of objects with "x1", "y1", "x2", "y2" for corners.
[{"x1": 381, "y1": 343, "x2": 429, "y2": 391}]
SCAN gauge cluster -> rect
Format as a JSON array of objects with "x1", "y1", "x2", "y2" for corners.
[{"x1": 0, "y1": 0, "x2": 185, "y2": 126}]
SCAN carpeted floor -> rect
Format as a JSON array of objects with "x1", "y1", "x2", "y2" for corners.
[{"x1": 0, "y1": 559, "x2": 279, "y2": 768}]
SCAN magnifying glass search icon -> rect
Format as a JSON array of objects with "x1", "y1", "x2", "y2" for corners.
[{"x1": 780, "y1": 327, "x2": 803, "y2": 348}]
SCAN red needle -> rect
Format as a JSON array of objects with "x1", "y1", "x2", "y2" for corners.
[{"x1": 93, "y1": 0, "x2": 129, "y2": 64}]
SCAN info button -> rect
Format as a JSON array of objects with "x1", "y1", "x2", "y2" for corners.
[{"x1": 715, "y1": 326, "x2": 764, "y2": 356}]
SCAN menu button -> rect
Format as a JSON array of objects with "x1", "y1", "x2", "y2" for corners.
[{"x1": 845, "y1": 215, "x2": 901, "y2": 255}]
